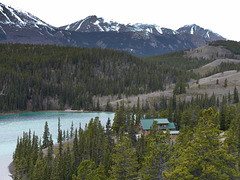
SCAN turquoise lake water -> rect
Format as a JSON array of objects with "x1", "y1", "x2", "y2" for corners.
[{"x1": 0, "y1": 112, "x2": 114, "y2": 180}]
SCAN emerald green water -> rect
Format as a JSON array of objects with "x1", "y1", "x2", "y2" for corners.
[{"x1": 0, "y1": 112, "x2": 114, "y2": 180}]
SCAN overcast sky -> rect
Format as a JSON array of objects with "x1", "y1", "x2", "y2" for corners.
[{"x1": 1, "y1": 0, "x2": 240, "y2": 41}]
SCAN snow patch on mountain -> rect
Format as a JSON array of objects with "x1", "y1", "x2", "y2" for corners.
[
  {"x1": 190, "y1": 26, "x2": 194, "y2": 34},
  {"x1": 65, "y1": 24, "x2": 70, "y2": 30},
  {"x1": 93, "y1": 20, "x2": 104, "y2": 32},
  {"x1": 6, "y1": 5, "x2": 26, "y2": 25},
  {"x1": 155, "y1": 26, "x2": 163, "y2": 34},
  {"x1": 205, "y1": 31, "x2": 210, "y2": 38},
  {"x1": 0, "y1": 25, "x2": 6, "y2": 34},
  {"x1": 75, "y1": 16, "x2": 92, "y2": 31}
]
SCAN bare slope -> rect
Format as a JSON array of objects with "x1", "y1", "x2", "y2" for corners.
[
  {"x1": 103, "y1": 70, "x2": 240, "y2": 109},
  {"x1": 187, "y1": 70, "x2": 240, "y2": 98},
  {"x1": 185, "y1": 45, "x2": 233, "y2": 60},
  {"x1": 193, "y1": 59, "x2": 240, "y2": 76}
]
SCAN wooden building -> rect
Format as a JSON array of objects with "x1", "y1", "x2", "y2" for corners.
[{"x1": 139, "y1": 118, "x2": 179, "y2": 139}]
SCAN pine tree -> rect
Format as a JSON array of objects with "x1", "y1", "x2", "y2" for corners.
[
  {"x1": 42, "y1": 121, "x2": 50, "y2": 148},
  {"x1": 105, "y1": 99, "x2": 113, "y2": 112},
  {"x1": 128, "y1": 113, "x2": 137, "y2": 146},
  {"x1": 164, "y1": 108, "x2": 239, "y2": 179},
  {"x1": 57, "y1": 117, "x2": 61, "y2": 143},
  {"x1": 112, "y1": 108, "x2": 125, "y2": 135},
  {"x1": 63, "y1": 146, "x2": 72, "y2": 180},
  {"x1": 58, "y1": 129, "x2": 63, "y2": 156},
  {"x1": 32, "y1": 146, "x2": 44, "y2": 180},
  {"x1": 93, "y1": 163, "x2": 107, "y2": 180},
  {"x1": 225, "y1": 105, "x2": 236, "y2": 130},
  {"x1": 72, "y1": 160, "x2": 95, "y2": 180},
  {"x1": 136, "y1": 134, "x2": 145, "y2": 167},
  {"x1": 136, "y1": 97, "x2": 142, "y2": 126},
  {"x1": 110, "y1": 136, "x2": 138, "y2": 180},
  {"x1": 228, "y1": 90, "x2": 231, "y2": 104},
  {"x1": 220, "y1": 100, "x2": 226, "y2": 130},
  {"x1": 234, "y1": 86, "x2": 239, "y2": 103},
  {"x1": 224, "y1": 78, "x2": 228, "y2": 87},
  {"x1": 46, "y1": 135, "x2": 53, "y2": 179},
  {"x1": 70, "y1": 121, "x2": 74, "y2": 139},
  {"x1": 140, "y1": 131, "x2": 171, "y2": 180},
  {"x1": 104, "y1": 118, "x2": 113, "y2": 177},
  {"x1": 96, "y1": 98, "x2": 100, "y2": 111},
  {"x1": 72, "y1": 128, "x2": 80, "y2": 170}
]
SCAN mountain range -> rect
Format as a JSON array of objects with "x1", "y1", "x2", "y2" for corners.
[{"x1": 0, "y1": 3, "x2": 225, "y2": 57}]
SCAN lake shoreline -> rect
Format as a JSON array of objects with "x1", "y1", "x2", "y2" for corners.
[
  {"x1": 0, "y1": 109, "x2": 115, "y2": 117},
  {"x1": 1, "y1": 112, "x2": 115, "y2": 179}
]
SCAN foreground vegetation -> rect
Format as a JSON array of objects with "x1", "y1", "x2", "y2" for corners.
[{"x1": 11, "y1": 93, "x2": 240, "y2": 179}]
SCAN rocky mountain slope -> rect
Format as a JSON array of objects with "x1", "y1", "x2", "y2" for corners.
[
  {"x1": 0, "y1": 3, "x2": 226, "y2": 57},
  {"x1": 60, "y1": 15, "x2": 223, "y2": 42},
  {"x1": 60, "y1": 15, "x2": 175, "y2": 35}
]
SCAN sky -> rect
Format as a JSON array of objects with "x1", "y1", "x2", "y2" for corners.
[{"x1": 1, "y1": 0, "x2": 240, "y2": 41}]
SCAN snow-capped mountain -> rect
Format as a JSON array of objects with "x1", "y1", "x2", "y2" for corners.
[
  {"x1": 60, "y1": 16, "x2": 225, "y2": 42},
  {"x1": 0, "y1": 3, "x2": 68, "y2": 45},
  {"x1": 0, "y1": 3, "x2": 53, "y2": 29},
  {"x1": 177, "y1": 24, "x2": 224, "y2": 41},
  {"x1": 60, "y1": 15, "x2": 176, "y2": 36},
  {"x1": 0, "y1": 3, "x2": 226, "y2": 57}
]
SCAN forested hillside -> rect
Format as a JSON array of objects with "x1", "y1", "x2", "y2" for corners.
[
  {"x1": 143, "y1": 40, "x2": 240, "y2": 70},
  {"x1": 0, "y1": 44, "x2": 193, "y2": 112},
  {"x1": 142, "y1": 50, "x2": 212, "y2": 70},
  {"x1": 209, "y1": 40, "x2": 240, "y2": 55}
]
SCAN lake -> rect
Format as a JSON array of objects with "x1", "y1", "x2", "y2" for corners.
[{"x1": 0, "y1": 112, "x2": 114, "y2": 180}]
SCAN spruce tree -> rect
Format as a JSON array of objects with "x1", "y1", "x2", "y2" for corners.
[
  {"x1": 72, "y1": 128, "x2": 80, "y2": 170},
  {"x1": 72, "y1": 160, "x2": 95, "y2": 180},
  {"x1": 42, "y1": 121, "x2": 50, "y2": 148},
  {"x1": 234, "y1": 86, "x2": 239, "y2": 103},
  {"x1": 224, "y1": 78, "x2": 228, "y2": 87},
  {"x1": 57, "y1": 117, "x2": 61, "y2": 143},
  {"x1": 136, "y1": 97, "x2": 142, "y2": 126},
  {"x1": 140, "y1": 131, "x2": 171, "y2": 180},
  {"x1": 110, "y1": 136, "x2": 138, "y2": 180},
  {"x1": 70, "y1": 121, "x2": 74, "y2": 139},
  {"x1": 164, "y1": 108, "x2": 239, "y2": 179},
  {"x1": 112, "y1": 108, "x2": 125, "y2": 135}
]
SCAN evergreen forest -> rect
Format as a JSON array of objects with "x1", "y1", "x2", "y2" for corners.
[{"x1": 0, "y1": 43, "x2": 194, "y2": 112}]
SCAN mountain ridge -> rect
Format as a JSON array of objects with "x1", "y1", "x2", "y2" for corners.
[
  {"x1": 59, "y1": 15, "x2": 224, "y2": 41},
  {"x1": 0, "y1": 3, "x2": 226, "y2": 57}
]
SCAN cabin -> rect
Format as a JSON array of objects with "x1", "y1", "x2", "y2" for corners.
[{"x1": 139, "y1": 118, "x2": 179, "y2": 139}]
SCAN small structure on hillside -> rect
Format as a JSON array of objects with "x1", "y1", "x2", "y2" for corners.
[{"x1": 139, "y1": 118, "x2": 179, "y2": 139}]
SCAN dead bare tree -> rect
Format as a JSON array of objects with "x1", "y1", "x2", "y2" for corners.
[{"x1": 0, "y1": 84, "x2": 7, "y2": 96}]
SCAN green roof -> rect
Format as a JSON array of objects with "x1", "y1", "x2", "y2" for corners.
[
  {"x1": 141, "y1": 119, "x2": 154, "y2": 130},
  {"x1": 155, "y1": 118, "x2": 169, "y2": 124},
  {"x1": 159, "y1": 122, "x2": 176, "y2": 130},
  {"x1": 140, "y1": 118, "x2": 174, "y2": 130}
]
